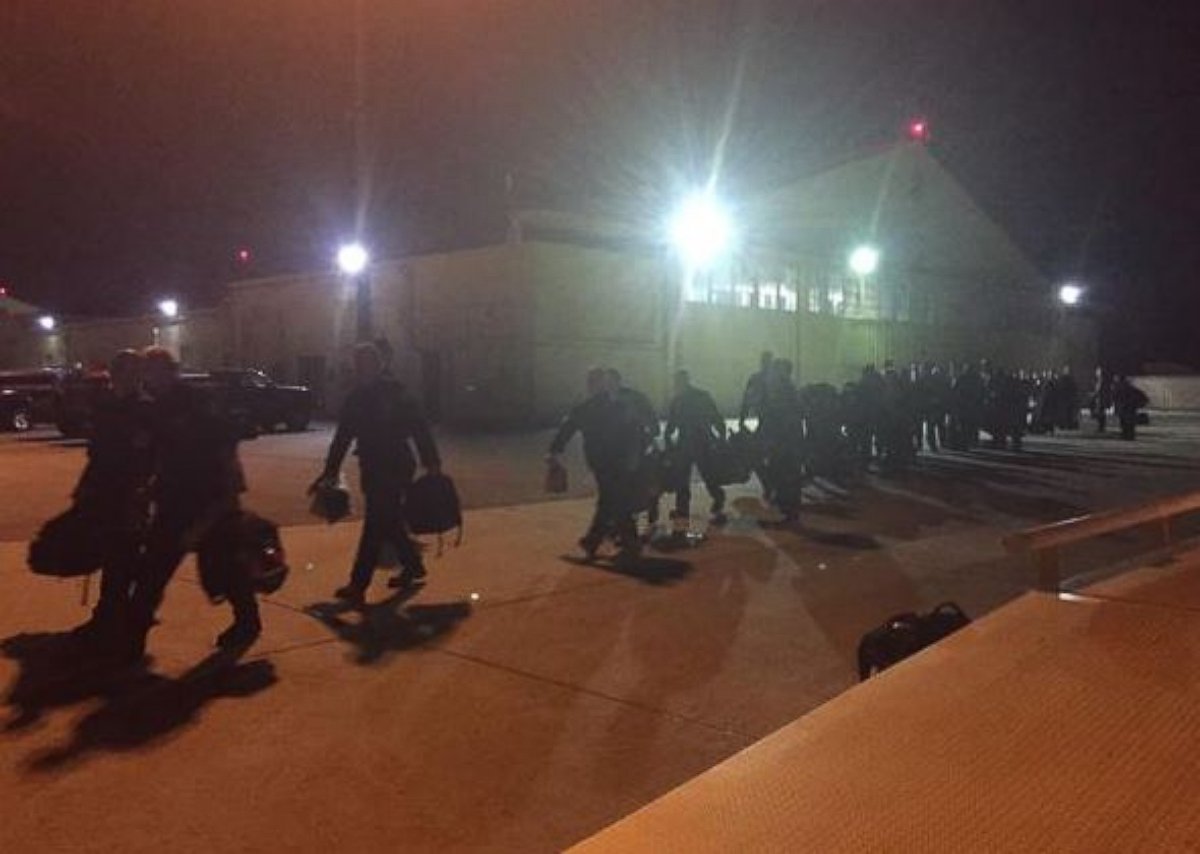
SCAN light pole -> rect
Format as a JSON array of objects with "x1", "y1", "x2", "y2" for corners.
[{"x1": 337, "y1": 242, "x2": 371, "y2": 342}]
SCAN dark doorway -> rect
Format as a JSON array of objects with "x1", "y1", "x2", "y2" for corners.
[
  {"x1": 297, "y1": 355, "x2": 328, "y2": 413},
  {"x1": 420, "y1": 350, "x2": 442, "y2": 422}
]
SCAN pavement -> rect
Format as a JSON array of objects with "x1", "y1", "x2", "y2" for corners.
[{"x1": 2, "y1": 415, "x2": 1200, "y2": 851}]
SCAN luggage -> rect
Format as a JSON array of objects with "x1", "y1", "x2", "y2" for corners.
[
  {"x1": 856, "y1": 601, "x2": 970, "y2": 680},
  {"x1": 197, "y1": 510, "x2": 290, "y2": 600},
  {"x1": 705, "y1": 437, "x2": 751, "y2": 487},
  {"x1": 309, "y1": 478, "x2": 352, "y2": 523},
  {"x1": 28, "y1": 506, "x2": 107, "y2": 578},
  {"x1": 406, "y1": 473, "x2": 463, "y2": 542}
]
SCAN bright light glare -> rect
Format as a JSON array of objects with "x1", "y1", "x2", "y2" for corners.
[
  {"x1": 336, "y1": 243, "x2": 369, "y2": 275},
  {"x1": 849, "y1": 245, "x2": 880, "y2": 276},
  {"x1": 37, "y1": 315, "x2": 56, "y2": 331},
  {"x1": 158, "y1": 299, "x2": 179, "y2": 319},
  {"x1": 1058, "y1": 284, "x2": 1083, "y2": 306},
  {"x1": 669, "y1": 193, "x2": 732, "y2": 269}
]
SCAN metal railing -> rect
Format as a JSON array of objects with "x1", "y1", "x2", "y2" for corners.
[{"x1": 1003, "y1": 491, "x2": 1200, "y2": 591}]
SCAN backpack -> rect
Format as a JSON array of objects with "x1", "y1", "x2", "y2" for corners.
[
  {"x1": 197, "y1": 510, "x2": 290, "y2": 601},
  {"x1": 857, "y1": 601, "x2": 970, "y2": 680},
  {"x1": 406, "y1": 473, "x2": 463, "y2": 547},
  {"x1": 28, "y1": 506, "x2": 107, "y2": 578}
]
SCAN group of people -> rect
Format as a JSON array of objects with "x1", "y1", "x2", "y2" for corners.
[
  {"x1": 547, "y1": 367, "x2": 728, "y2": 565},
  {"x1": 63, "y1": 346, "x2": 256, "y2": 661},
  {"x1": 47, "y1": 340, "x2": 1152, "y2": 657},
  {"x1": 52, "y1": 340, "x2": 443, "y2": 664},
  {"x1": 740, "y1": 352, "x2": 1151, "y2": 478},
  {"x1": 549, "y1": 352, "x2": 1155, "y2": 559}
]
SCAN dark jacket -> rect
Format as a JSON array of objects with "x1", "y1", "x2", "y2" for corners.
[
  {"x1": 324, "y1": 379, "x2": 440, "y2": 485},
  {"x1": 151, "y1": 382, "x2": 245, "y2": 514},
  {"x1": 666, "y1": 385, "x2": 723, "y2": 449},
  {"x1": 549, "y1": 392, "x2": 640, "y2": 474},
  {"x1": 74, "y1": 389, "x2": 154, "y2": 510}
]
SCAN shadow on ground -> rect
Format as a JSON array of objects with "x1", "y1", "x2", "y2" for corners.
[
  {"x1": 1, "y1": 632, "x2": 277, "y2": 773},
  {"x1": 560, "y1": 554, "x2": 694, "y2": 586},
  {"x1": 304, "y1": 593, "x2": 473, "y2": 665}
]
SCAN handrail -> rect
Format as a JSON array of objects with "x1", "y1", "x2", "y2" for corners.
[{"x1": 1003, "y1": 490, "x2": 1200, "y2": 591}]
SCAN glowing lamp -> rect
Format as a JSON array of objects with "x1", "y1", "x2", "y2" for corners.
[
  {"x1": 336, "y1": 243, "x2": 369, "y2": 276},
  {"x1": 849, "y1": 245, "x2": 881, "y2": 277},
  {"x1": 669, "y1": 192, "x2": 733, "y2": 270},
  {"x1": 1058, "y1": 284, "x2": 1084, "y2": 306}
]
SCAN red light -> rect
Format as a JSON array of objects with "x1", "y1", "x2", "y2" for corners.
[
  {"x1": 907, "y1": 119, "x2": 930, "y2": 142},
  {"x1": 0, "y1": 286, "x2": 7, "y2": 297},
  {"x1": 235, "y1": 248, "x2": 252, "y2": 264}
]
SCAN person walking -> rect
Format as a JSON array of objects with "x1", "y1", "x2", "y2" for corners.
[
  {"x1": 664, "y1": 369, "x2": 727, "y2": 526},
  {"x1": 125, "y1": 347, "x2": 255, "y2": 658},
  {"x1": 314, "y1": 342, "x2": 442, "y2": 606},
  {"x1": 738, "y1": 350, "x2": 774, "y2": 431},
  {"x1": 548, "y1": 367, "x2": 642, "y2": 563},
  {"x1": 68, "y1": 350, "x2": 154, "y2": 643},
  {"x1": 1112, "y1": 375, "x2": 1149, "y2": 441}
]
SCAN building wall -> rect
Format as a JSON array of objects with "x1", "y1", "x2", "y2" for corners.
[
  {"x1": 1132, "y1": 376, "x2": 1200, "y2": 411},
  {"x1": 526, "y1": 241, "x2": 668, "y2": 422}
]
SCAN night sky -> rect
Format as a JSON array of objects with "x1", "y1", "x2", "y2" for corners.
[{"x1": 3, "y1": 1, "x2": 1197, "y2": 367}]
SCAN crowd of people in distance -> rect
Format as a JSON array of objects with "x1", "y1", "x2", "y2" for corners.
[{"x1": 548, "y1": 351, "x2": 1152, "y2": 563}]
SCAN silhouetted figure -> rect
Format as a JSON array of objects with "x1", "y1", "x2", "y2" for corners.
[
  {"x1": 738, "y1": 350, "x2": 774, "y2": 430},
  {"x1": 315, "y1": 342, "x2": 441, "y2": 606},
  {"x1": 664, "y1": 369, "x2": 726, "y2": 525},
  {"x1": 126, "y1": 347, "x2": 253, "y2": 659},
  {"x1": 548, "y1": 367, "x2": 643, "y2": 563},
  {"x1": 761, "y1": 359, "x2": 804, "y2": 521},
  {"x1": 950, "y1": 362, "x2": 985, "y2": 450},
  {"x1": 858, "y1": 364, "x2": 886, "y2": 460},
  {"x1": 1112, "y1": 375, "x2": 1149, "y2": 441},
  {"x1": 1058, "y1": 366, "x2": 1080, "y2": 429},
  {"x1": 1091, "y1": 367, "x2": 1113, "y2": 433},
  {"x1": 68, "y1": 350, "x2": 153, "y2": 643}
]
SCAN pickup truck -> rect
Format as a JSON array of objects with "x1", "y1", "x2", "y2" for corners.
[
  {"x1": 182, "y1": 369, "x2": 314, "y2": 435},
  {"x1": 54, "y1": 368, "x2": 313, "y2": 439}
]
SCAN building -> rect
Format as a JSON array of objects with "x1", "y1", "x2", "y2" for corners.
[{"x1": 2, "y1": 141, "x2": 1096, "y2": 424}]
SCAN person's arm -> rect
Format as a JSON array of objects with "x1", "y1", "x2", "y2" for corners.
[
  {"x1": 548, "y1": 406, "x2": 580, "y2": 457},
  {"x1": 738, "y1": 377, "x2": 754, "y2": 424},
  {"x1": 318, "y1": 395, "x2": 357, "y2": 482},
  {"x1": 705, "y1": 393, "x2": 726, "y2": 440},
  {"x1": 410, "y1": 407, "x2": 441, "y2": 473}
]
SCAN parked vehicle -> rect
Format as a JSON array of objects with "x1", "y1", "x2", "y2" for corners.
[
  {"x1": 0, "y1": 389, "x2": 33, "y2": 432},
  {"x1": 181, "y1": 369, "x2": 313, "y2": 436},
  {"x1": 55, "y1": 370, "x2": 111, "y2": 438},
  {"x1": 0, "y1": 367, "x2": 67, "y2": 426}
]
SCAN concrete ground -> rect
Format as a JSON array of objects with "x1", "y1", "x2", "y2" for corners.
[{"x1": 2, "y1": 414, "x2": 1199, "y2": 851}]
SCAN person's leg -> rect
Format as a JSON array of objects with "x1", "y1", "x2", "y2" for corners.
[
  {"x1": 346, "y1": 492, "x2": 386, "y2": 594},
  {"x1": 673, "y1": 455, "x2": 695, "y2": 518},
  {"x1": 219, "y1": 570, "x2": 262, "y2": 649},
  {"x1": 125, "y1": 516, "x2": 189, "y2": 659},
  {"x1": 694, "y1": 447, "x2": 726, "y2": 522},
  {"x1": 581, "y1": 470, "x2": 614, "y2": 555}
]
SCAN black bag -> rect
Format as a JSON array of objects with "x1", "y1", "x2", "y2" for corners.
[
  {"x1": 406, "y1": 473, "x2": 463, "y2": 541},
  {"x1": 705, "y1": 438, "x2": 751, "y2": 487},
  {"x1": 856, "y1": 601, "x2": 970, "y2": 680},
  {"x1": 309, "y1": 480, "x2": 352, "y2": 523},
  {"x1": 28, "y1": 506, "x2": 107, "y2": 578},
  {"x1": 197, "y1": 510, "x2": 290, "y2": 600}
]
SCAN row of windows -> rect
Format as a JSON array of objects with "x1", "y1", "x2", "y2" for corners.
[{"x1": 685, "y1": 268, "x2": 887, "y2": 319}]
